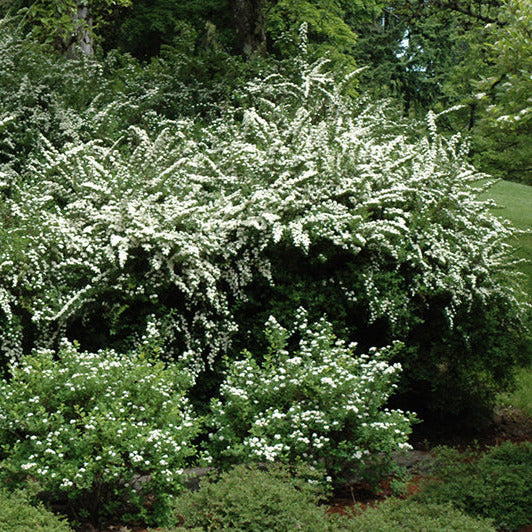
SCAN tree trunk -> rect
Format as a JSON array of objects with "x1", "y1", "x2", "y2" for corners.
[
  {"x1": 229, "y1": 0, "x2": 266, "y2": 57},
  {"x1": 67, "y1": 0, "x2": 94, "y2": 57}
]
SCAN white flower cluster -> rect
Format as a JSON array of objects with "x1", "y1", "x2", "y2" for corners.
[
  {"x1": 0, "y1": 341, "x2": 199, "y2": 507},
  {"x1": 0, "y1": 58, "x2": 524, "y2": 371},
  {"x1": 209, "y1": 310, "x2": 415, "y2": 481}
]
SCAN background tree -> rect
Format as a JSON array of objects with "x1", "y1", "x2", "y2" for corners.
[
  {"x1": 474, "y1": 0, "x2": 532, "y2": 182},
  {"x1": 349, "y1": 0, "x2": 531, "y2": 183},
  {"x1": 1, "y1": 0, "x2": 131, "y2": 55}
]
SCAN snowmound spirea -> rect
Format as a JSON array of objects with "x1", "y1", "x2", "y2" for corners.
[
  {"x1": 0, "y1": 340, "x2": 200, "y2": 523},
  {"x1": 0, "y1": 59, "x2": 525, "y2": 370}
]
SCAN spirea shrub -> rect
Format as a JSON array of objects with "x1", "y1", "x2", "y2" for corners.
[
  {"x1": 208, "y1": 311, "x2": 415, "y2": 484},
  {"x1": 0, "y1": 54, "x2": 528, "y2": 415},
  {"x1": 0, "y1": 340, "x2": 200, "y2": 526}
]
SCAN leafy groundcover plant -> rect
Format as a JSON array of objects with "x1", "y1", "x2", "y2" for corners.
[
  {"x1": 415, "y1": 441, "x2": 532, "y2": 531},
  {"x1": 208, "y1": 311, "x2": 415, "y2": 484},
  {"x1": 0, "y1": 340, "x2": 200, "y2": 527},
  {"x1": 0, "y1": 489, "x2": 72, "y2": 531}
]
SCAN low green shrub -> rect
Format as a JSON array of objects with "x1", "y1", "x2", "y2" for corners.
[
  {"x1": 345, "y1": 498, "x2": 496, "y2": 531},
  {"x1": 208, "y1": 311, "x2": 415, "y2": 485},
  {"x1": 172, "y1": 463, "x2": 341, "y2": 531},
  {"x1": 171, "y1": 466, "x2": 496, "y2": 532},
  {"x1": 0, "y1": 340, "x2": 200, "y2": 527},
  {"x1": 416, "y1": 441, "x2": 532, "y2": 531},
  {"x1": 0, "y1": 489, "x2": 72, "y2": 531}
]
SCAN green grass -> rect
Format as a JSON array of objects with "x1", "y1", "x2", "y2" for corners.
[
  {"x1": 480, "y1": 179, "x2": 532, "y2": 415},
  {"x1": 498, "y1": 366, "x2": 532, "y2": 416},
  {"x1": 479, "y1": 179, "x2": 532, "y2": 300}
]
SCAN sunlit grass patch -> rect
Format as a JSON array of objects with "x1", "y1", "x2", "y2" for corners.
[{"x1": 479, "y1": 179, "x2": 532, "y2": 300}]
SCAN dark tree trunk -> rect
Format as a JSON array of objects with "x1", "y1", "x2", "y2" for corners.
[
  {"x1": 468, "y1": 101, "x2": 477, "y2": 131},
  {"x1": 229, "y1": 0, "x2": 266, "y2": 57}
]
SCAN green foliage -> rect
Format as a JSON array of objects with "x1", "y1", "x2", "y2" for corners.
[
  {"x1": 4, "y1": 0, "x2": 131, "y2": 54},
  {"x1": 266, "y1": 0, "x2": 360, "y2": 69},
  {"x1": 473, "y1": 0, "x2": 532, "y2": 184},
  {"x1": 352, "y1": 5, "x2": 462, "y2": 114},
  {"x1": 101, "y1": 0, "x2": 231, "y2": 58},
  {"x1": 416, "y1": 442, "x2": 532, "y2": 531},
  {"x1": 172, "y1": 466, "x2": 497, "y2": 531},
  {"x1": 172, "y1": 463, "x2": 341, "y2": 531},
  {"x1": 0, "y1": 54, "x2": 528, "y2": 418},
  {"x1": 350, "y1": 0, "x2": 531, "y2": 184},
  {"x1": 0, "y1": 340, "x2": 200, "y2": 527},
  {"x1": 345, "y1": 498, "x2": 496, "y2": 532},
  {"x1": 498, "y1": 364, "x2": 532, "y2": 416},
  {"x1": 480, "y1": 0, "x2": 532, "y2": 129},
  {"x1": 208, "y1": 311, "x2": 415, "y2": 484},
  {"x1": 0, "y1": 489, "x2": 72, "y2": 531}
]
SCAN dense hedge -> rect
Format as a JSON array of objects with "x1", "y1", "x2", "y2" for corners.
[{"x1": 0, "y1": 20, "x2": 529, "y2": 420}]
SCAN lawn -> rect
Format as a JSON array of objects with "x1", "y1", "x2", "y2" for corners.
[
  {"x1": 480, "y1": 179, "x2": 532, "y2": 300},
  {"x1": 481, "y1": 179, "x2": 532, "y2": 415}
]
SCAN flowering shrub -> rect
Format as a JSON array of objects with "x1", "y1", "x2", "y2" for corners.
[
  {"x1": 0, "y1": 50, "x2": 528, "y2": 415},
  {"x1": 0, "y1": 340, "x2": 200, "y2": 526},
  {"x1": 208, "y1": 311, "x2": 416, "y2": 484}
]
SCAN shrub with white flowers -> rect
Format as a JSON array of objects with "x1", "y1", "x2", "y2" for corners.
[
  {"x1": 0, "y1": 55, "x2": 528, "y2": 415},
  {"x1": 208, "y1": 310, "x2": 416, "y2": 484},
  {"x1": 0, "y1": 340, "x2": 200, "y2": 526}
]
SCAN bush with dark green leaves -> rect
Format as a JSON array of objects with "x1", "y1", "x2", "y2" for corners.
[
  {"x1": 416, "y1": 441, "x2": 532, "y2": 531},
  {"x1": 172, "y1": 464, "x2": 342, "y2": 531},
  {"x1": 345, "y1": 498, "x2": 496, "y2": 532},
  {"x1": 171, "y1": 464, "x2": 497, "y2": 532},
  {"x1": 0, "y1": 489, "x2": 72, "y2": 531}
]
